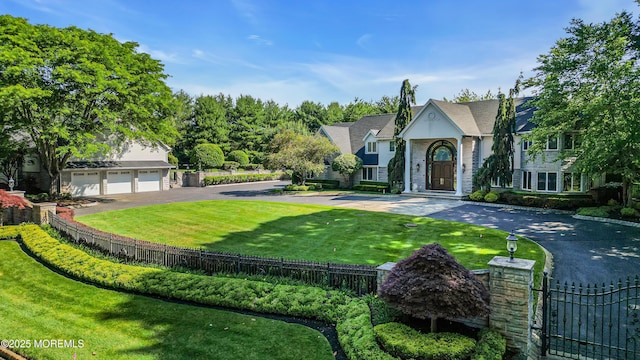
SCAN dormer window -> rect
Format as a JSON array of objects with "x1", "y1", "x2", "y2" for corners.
[{"x1": 366, "y1": 141, "x2": 377, "y2": 154}]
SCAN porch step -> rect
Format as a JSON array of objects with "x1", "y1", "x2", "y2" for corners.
[{"x1": 400, "y1": 191, "x2": 467, "y2": 200}]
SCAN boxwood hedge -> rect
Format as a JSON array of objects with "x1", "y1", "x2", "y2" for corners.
[{"x1": 7, "y1": 225, "x2": 394, "y2": 360}]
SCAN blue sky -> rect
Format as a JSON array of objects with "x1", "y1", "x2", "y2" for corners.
[{"x1": 2, "y1": 0, "x2": 639, "y2": 107}]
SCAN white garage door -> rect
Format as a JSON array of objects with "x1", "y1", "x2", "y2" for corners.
[
  {"x1": 106, "y1": 171, "x2": 132, "y2": 194},
  {"x1": 138, "y1": 170, "x2": 161, "y2": 192},
  {"x1": 70, "y1": 172, "x2": 100, "y2": 197}
]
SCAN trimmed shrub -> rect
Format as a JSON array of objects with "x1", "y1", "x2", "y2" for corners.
[
  {"x1": 284, "y1": 184, "x2": 311, "y2": 191},
  {"x1": 484, "y1": 191, "x2": 499, "y2": 203},
  {"x1": 228, "y1": 150, "x2": 250, "y2": 166},
  {"x1": 620, "y1": 207, "x2": 638, "y2": 218},
  {"x1": 471, "y1": 329, "x2": 506, "y2": 360},
  {"x1": 353, "y1": 184, "x2": 388, "y2": 193},
  {"x1": 243, "y1": 163, "x2": 263, "y2": 171},
  {"x1": 306, "y1": 179, "x2": 340, "y2": 189},
  {"x1": 500, "y1": 191, "x2": 594, "y2": 210},
  {"x1": 607, "y1": 199, "x2": 620, "y2": 207},
  {"x1": 577, "y1": 207, "x2": 610, "y2": 218},
  {"x1": 11, "y1": 225, "x2": 392, "y2": 360},
  {"x1": 190, "y1": 143, "x2": 224, "y2": 169},
  {"x1": 203, "y1": 172, "x2": 285, "y2": 186},
  {"x1": 469, "y1": 190, "x2": 487, "y2": 201},
  {"x1": 222, "y1": 161, "x2": 240, "y2": 170},
  {"x1": 374, "y1": 322, "x2": 476, "y2": 360}
]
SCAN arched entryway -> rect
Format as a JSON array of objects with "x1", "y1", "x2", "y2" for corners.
[{"x1": 426, "y1": 140, "x2": 456, "y2": 191}]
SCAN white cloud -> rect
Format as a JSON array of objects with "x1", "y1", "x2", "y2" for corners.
[
  {"x1": 191, "y1": 48, "x2": 262, "y2": 69},
  {"x1": 137, "y1": 44, "x2": 181, "y2": 64},
  {"x1": 356, "y1": 34, "x2": 373, "y2": 49},
  {"x1": 247, "y1": 35, "x2": 273, "y2": 46},
  {"x1": 231, "y1": 0, "x2": 259, "y2": 26}
]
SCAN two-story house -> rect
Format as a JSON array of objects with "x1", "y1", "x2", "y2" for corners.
[{"x1": 320, "y1": 97, "x2": 599, "y2": 196}]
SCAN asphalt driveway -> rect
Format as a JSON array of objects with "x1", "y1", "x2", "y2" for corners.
[{"x1": 74, "y1": 181, "x2": 640, "y2": 286}]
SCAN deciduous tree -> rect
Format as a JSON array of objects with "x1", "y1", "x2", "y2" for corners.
[
  {"x1": 0, "y1": 15, "x2": 178, "y2": 193},
  {"x1": 331, "y1": 154, "x2": 362, "y2": 188},
  {"x1": 525, "y1": 11, "x2": 640, "y2": 205},
  {"x1": 267, "y1": 130, "x2": 338, "y2": 185},
  {"x1": 378, "y1": 243, "x2": 489, "y2": 333}
]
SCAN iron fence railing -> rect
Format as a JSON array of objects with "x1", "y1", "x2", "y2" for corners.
[{"x1": 48, "y1": 212, "x2": 377, "y2": 295}]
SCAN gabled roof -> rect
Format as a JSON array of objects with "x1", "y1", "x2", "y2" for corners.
[
  {"x1": 320, "y1": 125, "x2": 352, "y2": 154},
  {"x1": 430, "y1": 99, "x2": 481, "y2": 135}
]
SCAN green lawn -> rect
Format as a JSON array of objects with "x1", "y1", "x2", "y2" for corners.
[
  {"x1": 76, "y1": 200, "x2": 545, "y2": 272},
  {"x1": 0, "y1": 240, "x2": 333, "y2": 360}
]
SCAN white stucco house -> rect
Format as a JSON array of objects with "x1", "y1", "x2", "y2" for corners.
[
  {"x1": 320, "y1": 97, "x2": 598, "y2": 197},
  {"x1": 17, "y1": 140, "x2": 174, "y2": 196}
]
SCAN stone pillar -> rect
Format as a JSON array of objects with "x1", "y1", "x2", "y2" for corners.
[
  {"x1": 488, "y1": 256, "x2": 536, "y2": 356},
  {"x1": 7, "y1": 190, "x2": 26, "y2": 198},
  {"x1": 376, "y1": 262, "x2": 396, "y2": 292},
  {"x1": 32, "y1": 202, "x2": 57, "y2": 225}
]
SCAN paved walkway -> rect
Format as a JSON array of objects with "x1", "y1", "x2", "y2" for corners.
[{"x1": 74, "y1": 181, "x2": 640, "y2": 286}]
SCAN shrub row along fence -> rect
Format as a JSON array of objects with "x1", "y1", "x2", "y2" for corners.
[{"x1": 48, "y1": 212, "x2": 377, "y2": 295}]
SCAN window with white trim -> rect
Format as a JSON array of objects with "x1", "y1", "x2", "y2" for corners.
[
  {"x1": 537, "y1": 172, "x2": 558, "y2": 192},
  {"x1": 547, "y1": 137, "x2": 558, "y2": 150},
  {"x1": 522, "y1": 170, "x2": 532, "y2": 190},
  {"x1": 366, "y1": 141, "x2": 377, "y2": 154},
  {"x1": 389, "y1": 141, "x2": 395, "y2": 152},
  {"x1": 522, "y1": 140, "x2": 532, "y2": 151},
  {"x1": 362, "y1": 167, "x2": 377, "y2": 181},
  {"x1": 491, "y1": 177, "x2": 512, "y2": 188},
  {"x1": 563, "y1": 172, "x2": 582, "y2": 192}
]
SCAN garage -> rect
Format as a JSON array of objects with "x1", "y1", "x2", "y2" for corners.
[
  {"x1": 70, "y1": 172, "x2": 100, "y2": 196},
  {"x1": 138, "y1": 170, "x2": 161, "y2": 192},
  {"x1": 106, "y1": 171, "x2": 132, "y2": 194}
]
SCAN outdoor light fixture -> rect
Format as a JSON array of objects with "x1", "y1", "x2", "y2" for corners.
[
  {"x1": 506, "y1": 231, "x2": 518, "y2": 261},
  {"x1": 416, "y1": 163, "x2": 420, "y2": 172},
  {"x1": 8, "y1": 177, "x2": 14, "y2": 191}
]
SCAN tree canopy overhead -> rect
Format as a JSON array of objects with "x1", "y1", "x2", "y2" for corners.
[
  {"x1": 0, "y1": 15, "x2": 177, "y2": 192},
  {"x1": 525, "y1": 11, "x2": 640, "y2": 205}
]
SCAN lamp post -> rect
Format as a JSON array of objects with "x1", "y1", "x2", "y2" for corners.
[
  {"x1": 8, "y1": 177, "x2": 14, "y2": 192},
  {"x1": 506, "y1": 231, "x2": 518, "y2": 262}
]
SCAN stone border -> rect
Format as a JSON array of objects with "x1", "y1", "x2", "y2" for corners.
[
  {"x1": 462, "y1": 200, "x2": 574, "y2": 215},
  {"x1": 0, "y1": 345, "x2": 28, "y2": 360},
  {"x1": 572, "y1": 214, "x2": 640, "y2": 228}
]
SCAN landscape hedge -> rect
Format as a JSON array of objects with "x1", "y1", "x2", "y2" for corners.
[
  {"x1": 374, "y1": 322, "x2": 476, "y2": 360},
  {"x1": 471, "y1": 329, "x2": 506, "y2": 360},
  {"x1": 353, "y1": 184, "x2": 389, "y2": 193},
  {"x1": 8, "y1": 225, "x2": 395, "y2": 360},
  {"x1": 203, "y1": 172, "x2": 285, "y2": 186},
  {"x1": 500, "y1": 191, "x2": 594, "y2": 210},
  {"x1": 306, "y1": 179, "x2": 340, "y2": 189}
]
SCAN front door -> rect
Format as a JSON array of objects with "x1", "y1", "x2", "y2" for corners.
[{"x1": 431, "y1": 161, "x2": 454, "y2": 190}]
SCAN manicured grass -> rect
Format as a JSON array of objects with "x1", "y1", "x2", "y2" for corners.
[
  {"x1": 0, "y1": 240, "x2": 333, "y2": 360},
  {"x1": 76, "y1": 200, "x2": 545, "y2": 272}
]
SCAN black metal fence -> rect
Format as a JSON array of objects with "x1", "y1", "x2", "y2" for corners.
[
  {"x1": 541, "y1": 272, "x2": 640, "y2": 359},
  {"x1": 48, "y1": 212, "x2": 377, "y2": 295}
]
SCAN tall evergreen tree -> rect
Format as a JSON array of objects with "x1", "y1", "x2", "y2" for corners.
[
  {"x1": 473, "y1": 76, "x2": 521, "y2": 190},
  {"x1": 388, "y1": 80, "x2": 417, "y2": 186}
]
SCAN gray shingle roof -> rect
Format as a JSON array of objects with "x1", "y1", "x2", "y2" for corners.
[
  {"x1": 63, "y1": 160, "x2": 174, "y2": 170},
  {"x1": 320, "y1": 125, "x2": 352, "y2": 153},
  {"x1": 430, "y1": 100, "x2": 481, "y2": 135}
]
